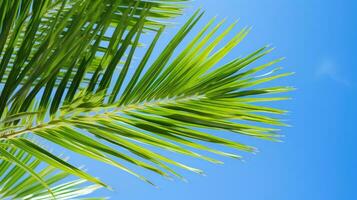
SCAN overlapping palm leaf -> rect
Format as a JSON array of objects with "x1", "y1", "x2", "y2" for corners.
[
  {"x1": 0, "y1": 0, "x2": 292, "y2": 196},
  {"x1": 0, "y1": 144, "x2": 103, "y2": 200}
]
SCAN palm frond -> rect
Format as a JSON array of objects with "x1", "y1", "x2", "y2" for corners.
[{"x1": 1, "y1": 0, "x2": 292, "y2": 193}]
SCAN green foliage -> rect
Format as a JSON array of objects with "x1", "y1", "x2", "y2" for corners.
[
  {"x1": 0, "y1": 0, "x2": 292, "y2": 199},
  {"x1": 0, "y1": 144, "x2": 103, "y2": 200}
]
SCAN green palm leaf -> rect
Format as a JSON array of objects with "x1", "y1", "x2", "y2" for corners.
[
  {"x1": 0, "y1": 0, "x2": 292, "y2": 198},
  {"x1": 0, "y1": 144, "x2": 103, "y2": 200}
]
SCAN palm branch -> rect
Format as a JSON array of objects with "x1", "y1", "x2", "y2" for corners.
[{"x1": 0, "y1": 0, "x2": 292, "y2": 198}]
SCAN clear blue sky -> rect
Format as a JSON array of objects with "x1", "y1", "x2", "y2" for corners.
[{"x1": 72, "y1": 1, "x2": 357, "y2": 199}]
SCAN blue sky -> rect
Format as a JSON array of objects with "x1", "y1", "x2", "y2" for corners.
[{"x1": 75, "y1": 1, "x2": 357, "y2": 199}]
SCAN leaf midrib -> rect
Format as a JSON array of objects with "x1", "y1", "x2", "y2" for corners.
[{"x1": 0, "y1": 94, "x2": 204, "y2": 140}]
